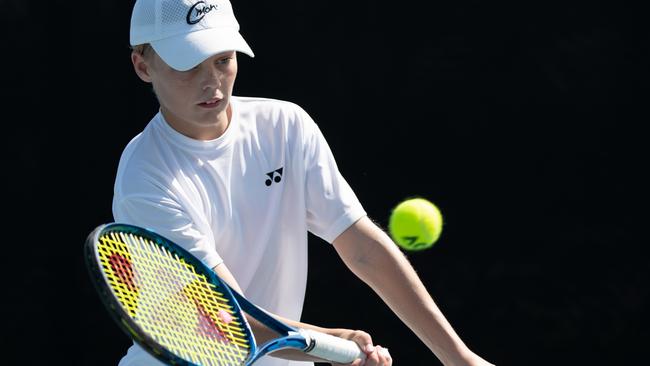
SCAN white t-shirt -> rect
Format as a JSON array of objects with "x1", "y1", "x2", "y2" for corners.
[{"x1": 112, "y1": 96, "x2": 366, "y2": 366}]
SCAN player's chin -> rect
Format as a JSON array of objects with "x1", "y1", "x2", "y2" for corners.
[{"x1": 191, "y1": 107, "x2": 228, "y2": 125}]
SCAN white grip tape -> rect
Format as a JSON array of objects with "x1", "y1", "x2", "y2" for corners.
[{"x1": 300, "y1": 329, "x2": 366, "y2": 364}]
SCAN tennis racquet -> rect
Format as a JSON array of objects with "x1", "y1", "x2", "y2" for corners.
[{"x1": 85, "y1": 223, "x2": 365, "y2": 365}]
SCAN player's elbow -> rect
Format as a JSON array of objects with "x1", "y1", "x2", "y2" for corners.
[
  {"x1": 334, "y1": 217, "x2": 404, "y2": 282},
  {"x1": 336, "y1": 238, "x2": 397, "y2": 285}
]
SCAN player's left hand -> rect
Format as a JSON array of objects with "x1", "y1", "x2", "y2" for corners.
[{"x1": 352, "y1": 344, "x2": 391, "y2": 366}]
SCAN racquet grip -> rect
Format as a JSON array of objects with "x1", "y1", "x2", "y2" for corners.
[{"x1": 300, "y1": 329, "x2": 366, "y2": 364}]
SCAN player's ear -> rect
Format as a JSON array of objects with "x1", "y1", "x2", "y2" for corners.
[{"x1": 131, "y1": 50, "x2": 153, "y2": 83}]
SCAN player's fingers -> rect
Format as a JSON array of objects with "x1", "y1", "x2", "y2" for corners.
[
  {"x1": 340, "y1": 329, "x2": 374, "y2": 354},
  {"x1": 377, "y1": 345, "x2": 392, "y2": 365},
  {"x1": 331, "y1": 329, "x2": 377, "y2": 364},
  {"x1": 362, "y1": 345, "x2": 392, "y2": 366},
  {"x1": 373, "y1": 345, "x2": 392, "y2": 365},
  {"x1": 355, "y1": 330, "x2": 375, "y2": 354}
]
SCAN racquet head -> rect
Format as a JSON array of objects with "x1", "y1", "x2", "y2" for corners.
[{"x1": 84, "y1": 223, "x2": 256, "y2": 366}]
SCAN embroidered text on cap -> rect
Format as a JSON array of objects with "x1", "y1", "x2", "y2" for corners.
[{"x1": 187, "y1": 1, "x2": 219, "y2": 25}]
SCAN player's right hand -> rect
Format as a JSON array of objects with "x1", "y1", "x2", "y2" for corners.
[{"x1": 329, "y1": 329, "x2": 392, "y2": 366}]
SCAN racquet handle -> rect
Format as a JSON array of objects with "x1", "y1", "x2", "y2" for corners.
[{"x1": 300, "y1": 329, "x2": 367, "y2": 364}]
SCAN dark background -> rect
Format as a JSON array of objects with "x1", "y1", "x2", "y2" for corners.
[{"x1": 3, "y1": 0, "x2": 649, "y2": 365}]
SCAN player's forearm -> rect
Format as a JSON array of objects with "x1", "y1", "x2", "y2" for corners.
[
  {"x1": 362, "y1": 241, "x2": 471, "y2": 364},
  {"x1": 335, "y1": 218, "x2": 474, "y2": 365}
]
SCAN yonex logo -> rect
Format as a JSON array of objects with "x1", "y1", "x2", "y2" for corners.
[
  {"x1": 186, "y1": 1, "x2": 219, "y2": 25},
  {"x1": 265, "y1": 167, "x2": 284, "y2": 186}
]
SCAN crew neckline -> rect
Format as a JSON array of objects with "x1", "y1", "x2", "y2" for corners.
[{"x1": 155, "y1": 98, "x2": 239, "y2": 153}]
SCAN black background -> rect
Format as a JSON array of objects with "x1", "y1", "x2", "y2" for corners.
[{"x1": 3, "y1": 0, "x2": 649, "y2": 365}]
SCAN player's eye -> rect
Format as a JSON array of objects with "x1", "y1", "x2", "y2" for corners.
[{"x1": 216, "y1": 57, "x2": 232, "y2": 65}]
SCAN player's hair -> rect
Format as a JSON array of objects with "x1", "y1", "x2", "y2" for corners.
[{"x1": 131, "y1": 43, "x2": 153, "y2": 59}]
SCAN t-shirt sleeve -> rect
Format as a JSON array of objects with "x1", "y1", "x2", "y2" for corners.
[
  {"x1": 112, "y1": 194, "x2": 223, "y2": 269},
  {"x1": 300, "y1": 108, "x2": 367, "y2": 243}
]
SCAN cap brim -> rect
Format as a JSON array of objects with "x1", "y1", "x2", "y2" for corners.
[{"x1": 151, "y1": 27, "x2": 254, "y2": 71}]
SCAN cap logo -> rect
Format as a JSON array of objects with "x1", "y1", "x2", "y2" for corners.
[{"x1": 186, "y1": 1, "x2": 219, "y2": 25}]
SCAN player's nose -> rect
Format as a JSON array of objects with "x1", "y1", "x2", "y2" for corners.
[{"x1": 201, "y1": 64, "x2": 222, "y2": 90}]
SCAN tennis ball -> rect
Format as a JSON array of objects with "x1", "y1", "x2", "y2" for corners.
[{"x1": 388, "y1": 198, "x2": 443, "y2": 251}]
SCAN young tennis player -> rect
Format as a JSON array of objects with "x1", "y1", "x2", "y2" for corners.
[{"x1": 113, "y1": 0, "x2": 494, "y2": 365}]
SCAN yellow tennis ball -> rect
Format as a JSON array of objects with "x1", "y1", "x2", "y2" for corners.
[{"x1": 388, "y1": 198, "x2": 443, "y2": 251}]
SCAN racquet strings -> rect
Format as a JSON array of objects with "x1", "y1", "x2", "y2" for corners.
[{"x1": 96, "y1": 230, "x2": 252, "y2": 365}]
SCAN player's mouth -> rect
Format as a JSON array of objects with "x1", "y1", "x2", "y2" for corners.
[{"x1": 198, "y1": 98, "x2": 222, "y2": 108}]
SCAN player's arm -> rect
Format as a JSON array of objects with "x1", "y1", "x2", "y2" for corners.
[
  {"x1": 212, "y1": 263, "x2": 391, "y2": 365},
  {"x1": 333, "y1": 216, "x2": 494, "y2": 366}
]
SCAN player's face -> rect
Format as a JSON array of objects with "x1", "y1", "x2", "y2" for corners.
[{"x1": 135, "y1": 50, "x2": 238, "y2": 140}]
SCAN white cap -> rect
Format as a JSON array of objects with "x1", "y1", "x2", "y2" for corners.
[{"x1": 130, "y1": 0, "x2": 254, "y2": 71}]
